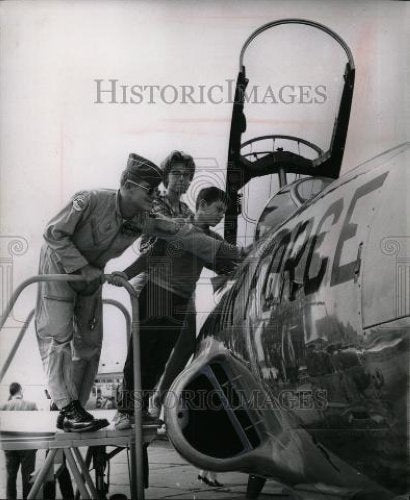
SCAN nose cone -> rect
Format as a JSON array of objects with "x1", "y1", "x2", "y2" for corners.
[{"x1": 165, "y1": 338, "x2": 393, "y2": 494}]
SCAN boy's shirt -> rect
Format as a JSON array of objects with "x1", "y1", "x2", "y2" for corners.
[{"x1": 126, "y1": 217, "x2": 226, "y2": 299}]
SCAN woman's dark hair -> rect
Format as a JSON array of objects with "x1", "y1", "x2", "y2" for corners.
[{"x1": 161, "y1": 151, "x2": 195, "y2": 188}]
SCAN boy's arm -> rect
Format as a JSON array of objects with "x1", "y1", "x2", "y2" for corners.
[
  {"x1": 123, "y1": 252, "x2": 148, "y2": 280},
  {"x1": 208, "y1": 241, "x2": 245, "y2": 274},
  {"x1": 199, "y1": 229, "x2": 244, "y2": 275},
  {"x1": 142, "y1": 217, "x2": 241, "y2": 265},
  {"x1": 122, "y1": 252, "x2": 149, "y2": 280},
  {"x1": 108, "y1": 247, "x2": 151, "y2": 286}
]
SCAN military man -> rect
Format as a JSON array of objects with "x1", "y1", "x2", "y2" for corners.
[{"x1": 35, "y1": 153, "x2": 233, "y2": 432}]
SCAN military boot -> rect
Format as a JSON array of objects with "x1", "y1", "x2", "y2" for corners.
[{"x1": 60, "y1": 400, "x2": 109, "y2": 432}]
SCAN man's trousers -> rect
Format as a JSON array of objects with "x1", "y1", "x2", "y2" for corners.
[
  {"x1": 35, "y1": 246, "x2": 103, "y2": 409},
  {"x1": 5, "y1": 450, "x2": 36, "y2": 500}
]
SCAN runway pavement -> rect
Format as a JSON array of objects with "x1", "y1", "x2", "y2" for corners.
[{"x1": 0, "y1": 436, "x2": 350, "y2": 499}]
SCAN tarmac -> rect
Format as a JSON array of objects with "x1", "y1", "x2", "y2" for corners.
[{"x1": 0, "y1": 434, "x2": 350, "y2": 499}]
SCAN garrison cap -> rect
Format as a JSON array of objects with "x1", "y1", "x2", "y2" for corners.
[{"x1": 123, "y1": 153, "x2": 163, "y2": 187}]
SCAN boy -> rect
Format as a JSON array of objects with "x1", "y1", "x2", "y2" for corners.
[{"x1": 113, "y1": 187, "x2": 241, "y2": 428}]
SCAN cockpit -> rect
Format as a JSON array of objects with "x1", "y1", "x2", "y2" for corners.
[{"x1": 255, "y1": 176, "x2": 332, "y2": 240}]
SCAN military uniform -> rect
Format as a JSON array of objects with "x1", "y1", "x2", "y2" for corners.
[{"x1": 35, "y1": 189, "x2": 230, "y2": 410}]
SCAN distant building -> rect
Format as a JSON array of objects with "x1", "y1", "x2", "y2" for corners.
[{"x1": 88, "y1": 370, "x2": 123, "y2": 409}]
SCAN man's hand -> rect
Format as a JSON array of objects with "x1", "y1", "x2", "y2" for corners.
[
  {"x1": 80, "y1": 265, "x2": 103, "y2": 283},
  {"x1": 106, "y1": 271, "x2": 129, "y2": 287}
]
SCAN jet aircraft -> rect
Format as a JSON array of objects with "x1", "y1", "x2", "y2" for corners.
[{"x1": 165, "y1": 19, "x2": 409, "y2": 499}]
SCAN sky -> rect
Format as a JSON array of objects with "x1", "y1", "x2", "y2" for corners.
[{"x1": 0, "y1": 0, "x2": 408, "y2": 405}]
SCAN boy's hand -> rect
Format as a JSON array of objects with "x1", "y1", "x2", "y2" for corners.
[{"x1": 106, "y1": 271, "x2": 129, "y2": 287}]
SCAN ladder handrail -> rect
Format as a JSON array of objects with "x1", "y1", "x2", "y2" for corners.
[
  {"x1": 0, "y1": 299, "x2": 131, "y2": 384},
  {"x1": 103, "y1": 298, "x2": 132, "y2": 342},
  {"x1": 0, "y1": 274, "x2": 137, "y2": 333},
  {"x1": 0, "y1": 309, "x2": 35, "y2": 384},
  {"x1": 0, "y1": 273, "x2": 145, "y2": 500}
]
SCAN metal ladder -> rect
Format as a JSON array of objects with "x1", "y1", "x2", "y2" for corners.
[{"x1": 0, "y1": 273, "x2": 146, "y2": 499}]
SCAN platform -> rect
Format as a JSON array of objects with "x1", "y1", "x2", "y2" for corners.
[
  {"x1": 0, "y1": 410, "x2": 158, "y2": 450},
  {"x1": 0, "y1": 410, "x2": 158, "y2": 499}
]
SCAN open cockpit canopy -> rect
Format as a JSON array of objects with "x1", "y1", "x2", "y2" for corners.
[{"x1": 224, "y1": 19, "x2": 355, "y2": 243}]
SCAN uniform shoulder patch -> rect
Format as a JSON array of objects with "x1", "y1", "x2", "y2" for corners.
[{"x1": 72, "y1": 191, "x2": 90, "y2": 212}]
